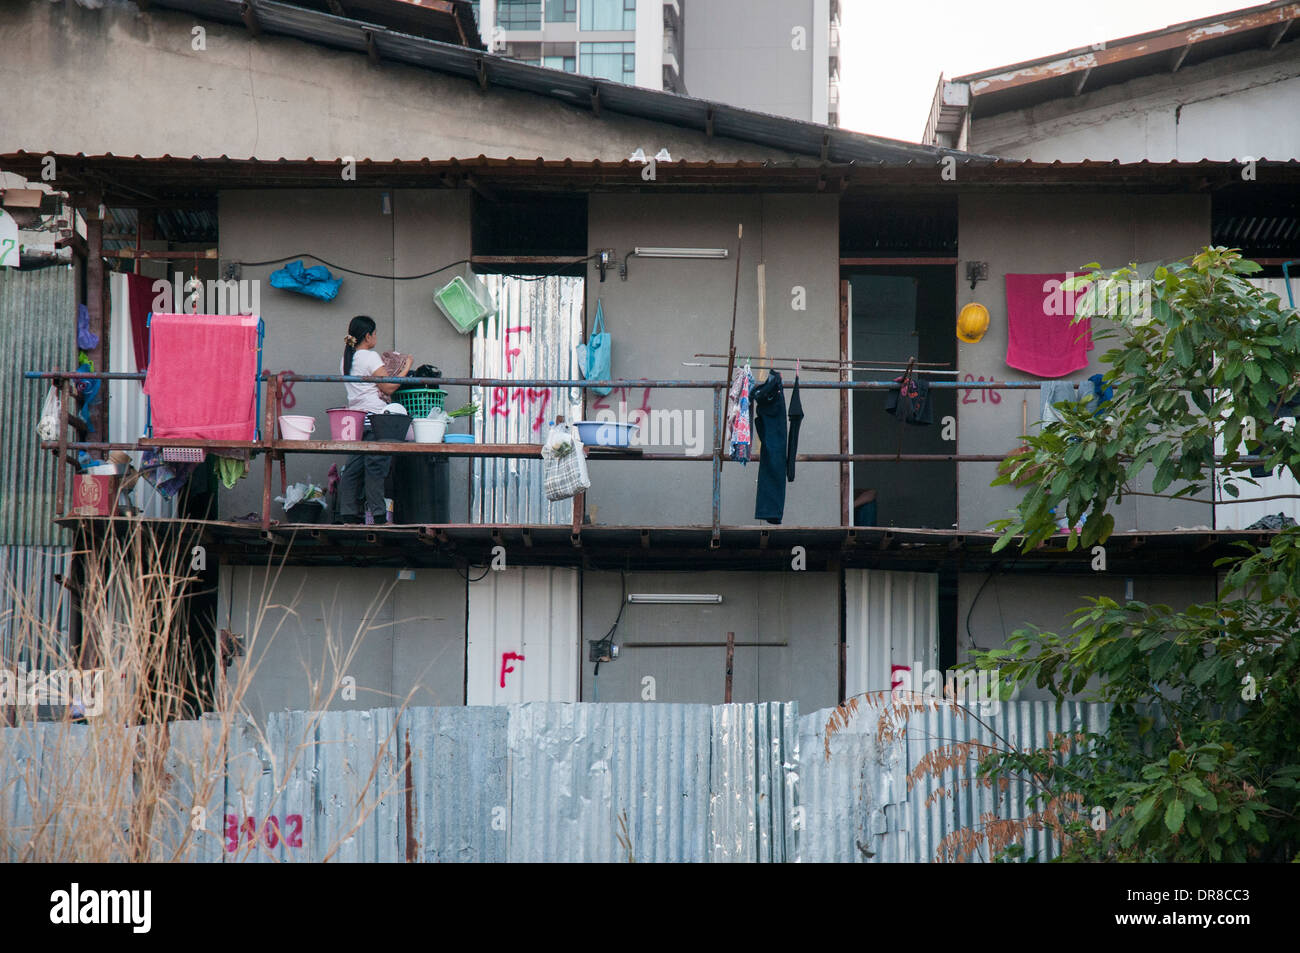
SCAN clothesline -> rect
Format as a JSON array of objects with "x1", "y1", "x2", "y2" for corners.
[
  {"x1": 694, "y1": 352, "x2": 952, "y2": 368},
  {"x1": 684, "y1": 360, "x2": 962, "y2": 376}
]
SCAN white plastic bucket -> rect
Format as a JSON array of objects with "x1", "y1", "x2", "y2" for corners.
[
  {"x1": 279, "y1": 415, "x2": 316, "y2": 440},
  {"x1": 412, "y1": 417, "x2": 446, "y2": 443}
]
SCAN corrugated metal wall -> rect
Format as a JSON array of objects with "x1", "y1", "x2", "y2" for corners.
[
  {"x1": 844, "y1": 569, "x2": 939, "y2": 697},
  {"x1": 2, "y1": 700, "x2": 1109, "y2": 862},
  {"x1": 1215, "y1": 277, "x2": 1300, "y2": 530},
  {"x1": 0, "y1": 266, "x2": 76, "y2": 668},
  {"x1": 0, "y1": 265, "x2": 75, "y2": 545},
  {"x1": 800, "y1": 699, "x2": 1110, "y2": 862},
  {"x1": 471, "y1": 274, "x2": 585, "y2": 524},
  {"x1": 0, "y1": 545, "x2": 71, "y2": 669},
  {"x1": 466, "y1": 566, "x2": 580, "y2": 705}
]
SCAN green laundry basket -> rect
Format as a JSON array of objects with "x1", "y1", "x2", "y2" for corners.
[
  {"x1": 393, "y1": 387, "x2": 446, "y2": 418},
  {"x1": 435, "y1": 274, "x2": 494, "y2": 334}
]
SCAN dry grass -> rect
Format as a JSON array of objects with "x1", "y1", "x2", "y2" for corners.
[
  {"x1": 0, "y1": 520, "x2": 417, "y2": 863},
  {"x1": 824, "y1": 689, "x2": 1093, "y2": 863}
]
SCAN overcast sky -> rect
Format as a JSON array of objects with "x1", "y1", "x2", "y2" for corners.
[{"x1": 838, "y1": 0, "x2": 1259, "y2": 143}]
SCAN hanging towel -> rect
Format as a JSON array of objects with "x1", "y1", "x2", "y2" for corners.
[
  {"x1": 786, "y1": 375, "x2": 804, "y2": 482},
  {"x1": 215, "y1": 455, "x2": 249, "y2": 489},
  {"x1": 1005, "y1": 273, "x2": 1094, "y2": 378},
  {"x1": 727, "y1": 362, "x2": 753, "y2": 463},
  {"x1": 143, "y1": 313, "x2": 260, "y2": 441},
  {"x1": 752, "y1": 370, "x2": 787, "y2": 524},
  {"x1": 1040, "y1": 380, "x2": 1079, "y2": 425},
  {"x1": 125, "y1": 273, "x2": 155, "y2": 371}
]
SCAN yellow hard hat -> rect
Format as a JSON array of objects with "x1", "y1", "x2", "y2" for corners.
[{"x1": 957, "y1": 302, "x2": 990, "y2": 343}]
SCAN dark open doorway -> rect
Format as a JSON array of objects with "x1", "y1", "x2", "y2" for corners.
[{"x1": 847, "y1": 266, "x2": 957, "y2": 529}]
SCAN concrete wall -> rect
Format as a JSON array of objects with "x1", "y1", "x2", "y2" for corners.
[
  {"x1": 581, "y1": 569, "x2": 839, "y2": 712},
  {"x1": 957, "y1": 571, "x2": 1217, "y2": 701},
  {"x1": 586, "y1": 193, "x2": 840, "y2": 527},
  {"x1": 217, "y1": 188, "x2": 477, "y2": 521},
  {"x1": 0, "y1": 0, "x2": 797, "y2": 163},
  {"x1": 956, "y1": 192, "x2": 1212, "y2": 533},
  {"x1": 970, "y1": 41, "x2": 1300, "y2": 161},
  {"x1": 223, "y1": 565, "x2": 467, "y2": 723},
  {"x1": 684, "y1": 0, "x2": 822, "y2": 122}
]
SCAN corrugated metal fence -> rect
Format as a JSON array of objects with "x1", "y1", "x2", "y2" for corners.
[
  {"x1": 0, "y1": 265, "x2": 76, "y2": 669},
  {"x1": 1, "y1": 699, "x2": 1106, "y2": 862}
]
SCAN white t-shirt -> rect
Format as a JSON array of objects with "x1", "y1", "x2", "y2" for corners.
[{"x1": 343, "y1": 348, "x2": 388, "y2": 414}]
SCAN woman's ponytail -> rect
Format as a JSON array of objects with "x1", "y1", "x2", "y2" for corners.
[{"x1": 342, "y1": 315, "x2": 376, "y2": 376}]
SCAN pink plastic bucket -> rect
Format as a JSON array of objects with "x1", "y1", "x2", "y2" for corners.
[{"x1": 327, "y1": 407, "x2": 366, "y2": 441}]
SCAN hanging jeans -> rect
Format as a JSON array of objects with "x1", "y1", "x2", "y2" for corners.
[
  {"x1": 338, "y1": 424, "x2": 391, "y2": 520},
  {"x1": 752, "y1": 370, "x2": 787, "y2": 524}
]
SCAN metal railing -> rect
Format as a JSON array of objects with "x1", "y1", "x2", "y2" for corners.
[{"x1": 23, "y1": 369, "x2": 1105, "y2": 542}]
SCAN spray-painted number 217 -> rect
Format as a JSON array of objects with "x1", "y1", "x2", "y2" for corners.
[{"x1": 225, "y1": 813, "x2": 304, "y2": 852}]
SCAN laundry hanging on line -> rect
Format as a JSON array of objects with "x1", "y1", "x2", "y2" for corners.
[
  {"x1": 785, "y1": 374, "x2": 804, "y2": 482},
  {"x1": 884, "y1": 374, "x2": 933, "y2": 425},
  {"x1": 752, "y1": 369, "x2": 787, "y2": 524},
  {"x1": 727, "y1": 362, "x2": 754, "y2": 463}
]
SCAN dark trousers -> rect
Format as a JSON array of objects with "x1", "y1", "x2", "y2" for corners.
[
  {"x1": 338, "y1": 426, "x2": 391, "y2": 518},
  {"x1": 752, "y1": 371, "x2": 787, "y2": 524}
]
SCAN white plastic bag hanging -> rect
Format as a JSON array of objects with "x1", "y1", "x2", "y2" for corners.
[
  {"x1": 541, "y1": 421, "x2": 591, "y2": 501},
  {"x1": 36, "y1": 386, "x2": 60, "y2": 441}
]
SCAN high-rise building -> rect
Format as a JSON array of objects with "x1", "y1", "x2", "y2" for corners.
[{"x1": 470, "y1": 0, "x2": 840, "y2": 124}]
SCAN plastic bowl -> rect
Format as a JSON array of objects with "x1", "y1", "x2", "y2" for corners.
[
  {"x1": 574, "y1": 420, "x2": 639, "y2": 447},
  {"x1": 444, "y1": 433, "x2": 476, "y2": 444}
]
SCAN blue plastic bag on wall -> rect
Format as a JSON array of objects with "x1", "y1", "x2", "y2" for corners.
[
  {"x1": 576, "y1": 299, "x2": 612, "y2": 397},
  {"x1": 269, "y1": 260, "x2": 342, "y2": 301}
]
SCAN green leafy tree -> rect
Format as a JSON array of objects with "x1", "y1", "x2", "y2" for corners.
[{"x1": 978, "y1": 247, "x2": 1300, "y2": 861}]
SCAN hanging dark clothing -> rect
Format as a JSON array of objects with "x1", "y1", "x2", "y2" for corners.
[
  {"x1": 885, "y1": 375, "x2": 933, "y2": 425},
  {"x1": 752, "y1": 370, "x2": 787, "y2": 524},
  {"x1": 786, "y1": 375, "x2": 804, "y2": 482}
]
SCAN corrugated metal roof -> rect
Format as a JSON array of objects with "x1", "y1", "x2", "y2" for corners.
[
  {"x1": 143, "y1": 0, "x2": 962, "y2": 165},
  {"x1": 952, "y1": 1, "x2": 1300, "y2": 118},
  {"x1": 0, "y1": 265, "x2": 75, "y2": 546},
  {"x1": 6, "y1": 152, "x2": 1299, "y2": 207}
]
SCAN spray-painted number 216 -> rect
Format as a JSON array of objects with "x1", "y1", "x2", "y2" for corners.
[{"x1": 225, "y1": 813, "x2": 304, "y2": 852}]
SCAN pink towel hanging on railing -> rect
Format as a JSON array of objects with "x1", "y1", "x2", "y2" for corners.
[
  {"x1": 1004, "y1": 273, "x2": 1094, "y2": 379},
  {"x1": 143, "y1": 313, "x2": 260, "y2": 441}
]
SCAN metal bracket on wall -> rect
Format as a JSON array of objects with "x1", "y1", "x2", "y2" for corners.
[{"x1": 965, "y1": 260, "x2": 989, "y2": 291}]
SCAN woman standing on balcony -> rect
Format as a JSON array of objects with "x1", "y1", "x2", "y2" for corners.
[{"x1": 337, "y1": 315, "x2": 412, "y2": 525}]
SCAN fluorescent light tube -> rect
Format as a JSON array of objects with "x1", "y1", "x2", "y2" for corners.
[
  {"x1": 632, "y1": 247, "x2": 729, "y2": 259},
  {"x1": 627, "y1": 593, "x2": 723, "y2": 604}
]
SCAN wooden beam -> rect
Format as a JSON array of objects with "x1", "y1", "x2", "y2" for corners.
[
  {"x1": 1169, "y1": 44, "x2": 1190, "y2": 72},
  {"x1": 365, "y1": 30, "x2": 380, "y2": 65},
  {"x1": 591, "y1": 86, "x2": 601, "y2": 117},
  {"x1": 476, "y1": 57, "x2": 488, "y2": 90},
  {"x1": 464, "y1": 175, "x2": 498, "y2": 203},
  {"x1": 1070, "y1": 67, "x2": 1092, "y2": 96},
  {"x1": 1266, "y1": 20, "x2": 1293, "y2": 48},
  {"x1": 705, "y1": 107, "x2": 715, "y2": 139}
]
